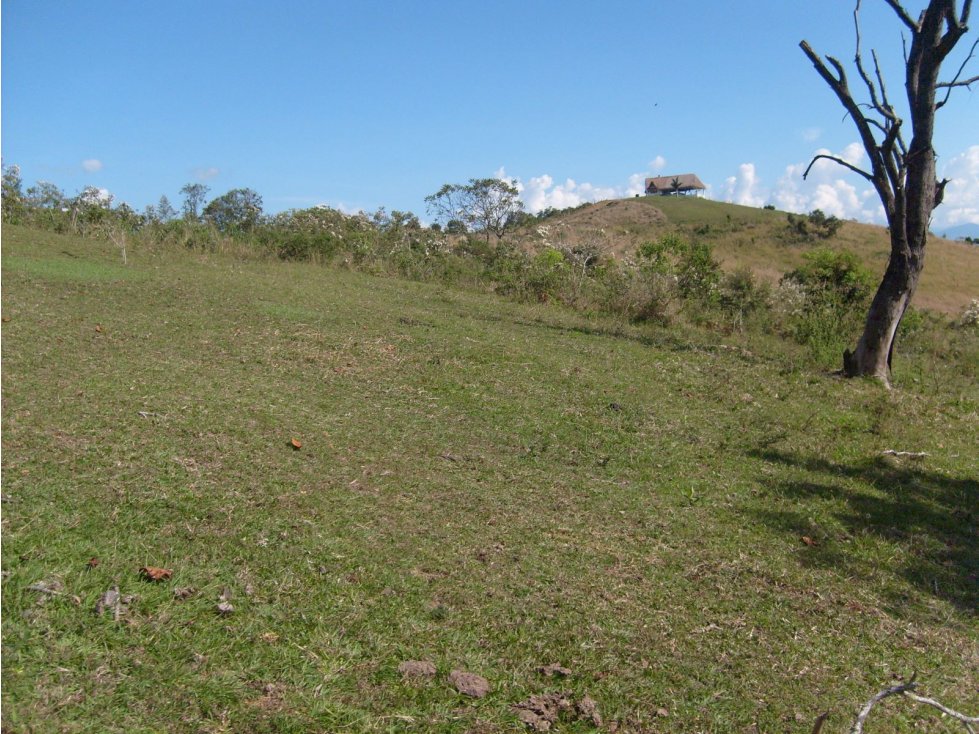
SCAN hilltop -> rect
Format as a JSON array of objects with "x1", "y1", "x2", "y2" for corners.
[{"x1": 512, "y1": 197, "x2": 979, "y2": 315}]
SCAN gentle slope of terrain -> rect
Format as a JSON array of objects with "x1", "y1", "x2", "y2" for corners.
[
  {"x1": 2, "y1": 225, "x2": 977, "y2": 733},
  {"x1": 515, "y1": 197, "x2": 979, "y2": 315}
]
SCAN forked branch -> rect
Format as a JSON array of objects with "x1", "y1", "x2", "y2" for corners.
[{"x1": 847, "y1": 675, "x2": 978, "y2": 734}]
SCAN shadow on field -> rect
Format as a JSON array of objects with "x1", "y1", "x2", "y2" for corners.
[
  {"x1": 513, "y1": 315, "x2": 763, "y2": 362},
  {"x1": 748, "y1": 448, "x2": 978, "y2": 614}
]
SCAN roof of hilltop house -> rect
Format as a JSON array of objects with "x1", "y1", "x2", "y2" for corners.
[{"x1": 645, "y1": 174, "x2": 706, "y2": 194}]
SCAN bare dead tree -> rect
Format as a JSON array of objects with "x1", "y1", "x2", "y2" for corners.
[{"x1": 800, "y1": 0, "x2": 977, "y2": 386}]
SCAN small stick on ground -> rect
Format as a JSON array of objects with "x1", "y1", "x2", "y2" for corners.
[
  {"x1": 848, "y1": 674, "x2": 978, "y2": 734},
  {"x1": 881, "y1": 449, "x2": 929, "y2": 459}
]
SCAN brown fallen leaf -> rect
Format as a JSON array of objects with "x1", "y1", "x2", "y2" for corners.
[
  {"x1": 290, "y1": 438, "x2": 302, "y2": 450},
  {"x1": 86, "y1": 557, "x2": 101, "y2": 569},
  {"x1": 95, "y1": 324, "x2": 103, "y2": 333},
  {"x1": 173, "y1": 587, "x2": 196, "y2": 600},
  {"x1": 801, "y1": 536, "x2": 818, "y2": 547},
  {"x1": 139, "y1": 566, "x2": 173, "y2": 582},
  {"x1": 448, "y1": 669, "x2": 490, "y2": 698}
]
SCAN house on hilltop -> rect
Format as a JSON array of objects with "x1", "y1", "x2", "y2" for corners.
[{"x1": 645, "y1": 174, "x2": 706, "y2": 197}]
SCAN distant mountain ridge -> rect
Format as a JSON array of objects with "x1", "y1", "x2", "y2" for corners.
[{"x1": 935, "y1": 222, "x2": 979, "y2": 241}]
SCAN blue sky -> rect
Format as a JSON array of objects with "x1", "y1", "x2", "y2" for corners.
[{"x1": 2, "y1": 0, "x2": 977, "y2": 229}]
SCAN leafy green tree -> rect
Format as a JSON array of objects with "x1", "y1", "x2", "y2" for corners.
[
  {"x1": 425, "y1": 178, "x2": 523, "y2": 243},
  {"x1": 71, "y1": 186, "x2": 113, "y2": 231},
  {"x1": 180, "y1": 183, "x2": 210, "y2": 221},
  {"x1": 2, "y1": 164, "x2": 25, "y2": 222},
  {"x1": 25, "y1": 181, "x2": 67, "y2": 210},
  {"x1": 157, "y1": 195, "x2": 177, "y2": 222},
  {"x1": 203, "y1": 188, "x2": 263, "y2": 233}
]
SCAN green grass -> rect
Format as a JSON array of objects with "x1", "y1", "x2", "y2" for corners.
[{"x1": 2, "y1": 225, "x2": 977, "y2": 733}]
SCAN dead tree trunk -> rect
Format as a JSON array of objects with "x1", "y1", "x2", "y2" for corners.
[{"x1": 800, "y1": 0, "x2": 976, "y2": 386}]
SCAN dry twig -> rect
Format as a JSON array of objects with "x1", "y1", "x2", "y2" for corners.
[{"x1": 848, "y1": 674, "x2": 978, "y2": 733}]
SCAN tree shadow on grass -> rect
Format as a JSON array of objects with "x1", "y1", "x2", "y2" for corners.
[{"x1": 747, "y1": 448, "x2": 978, "y2": 615}]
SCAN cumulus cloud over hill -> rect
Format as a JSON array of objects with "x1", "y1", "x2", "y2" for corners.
[{"x1": 721, "y1": 143, "x2": 978, "y2": 229}]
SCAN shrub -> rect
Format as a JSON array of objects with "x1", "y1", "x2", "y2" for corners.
[
  {"x1": 717, "y1": 268, "x2": 771, "y2": 332},
  {"x1": 636, "y1": 234, "x2": 720, "y2": 303},
  {"x1": 780, "y1": 248, "x2": 874, "y2": 365},
  {"x1": 784, "y1": 248, "x2": 874, "y2": 306},
  {"x1": 959, "y1": 299, "x2": 979, "y2": 328},
  {"x1": 786, "y1": 209, "x2": 844, "y2": 241}
]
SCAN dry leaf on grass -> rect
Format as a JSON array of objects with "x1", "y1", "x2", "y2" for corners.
[
  {"x1": 86, "y1": 557, "x2": 101, "y2": 569},
  {"x1": 290, "y1": 438, "x2": 302, "y2": 450},
  {"x1": 801, "y1": 536, "x2": 818, "y2": 547},
  {"x1": 139, "y1": 566, "x2": 173, "y2": 582}
]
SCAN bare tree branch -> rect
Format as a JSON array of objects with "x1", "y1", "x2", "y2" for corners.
[
  {"x1": 803, "y1": 154, "x2": 875, "y2": 183},
  {"x1": 799, "y1": 40, "x2": 893, "y2": 210},
  {"x1": 937, "y1": 72, "x2": 979, "y2": 86},
  {"x1": 903, "y1": 691, "x2": 979, "y2": 733},
  {"x1": 882, "y1": 0, "x2": 921, "y2": 31},
  {"x1": 848, "y1": 675, "x2": 979, "y2": 734},
  {"x1": 937, "y1": 34, "x2": 978, "y2": 107}
]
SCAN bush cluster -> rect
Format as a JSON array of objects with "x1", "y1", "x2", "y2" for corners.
[{"x1": 785, "y1": 209, "x2": 844, "y2": 242}]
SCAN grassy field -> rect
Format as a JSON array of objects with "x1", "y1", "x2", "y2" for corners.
[{"x1": 2, "y1": 225, "x2": 977, "y2": 733}]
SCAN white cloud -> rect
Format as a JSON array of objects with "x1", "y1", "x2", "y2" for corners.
[
  {"x1": 499, "y1": 157, "x2": 669, "y2": 214},
  {"x1": 722, "y1": 163, "x2": 766, "y2": 207},
  {"x1": 625, "y1": 173, "x2": 648, "y2": 197},
  {"x1": 936, "y1": 145, "x2": 979, "y2": 228},
  {"x1": 194, "y1": 167, "x2": 220, "y2": 181},
  {"x1": 512, "y1": 173, "x2": 621, "y2": 213},
  {"x1": 81, "y1": 158, "x2": 103, "y2": 173},
  {"x1": 768, "y1": 142, "x2": 885, "y2": 222}
]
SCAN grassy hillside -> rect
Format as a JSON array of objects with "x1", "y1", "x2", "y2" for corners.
[
  {"x1": 515, "y1": 197, "x2": 979, "y2": 315},
  {"x1": 2, "y1": 225, "x2": 977, "y2": 733}
]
